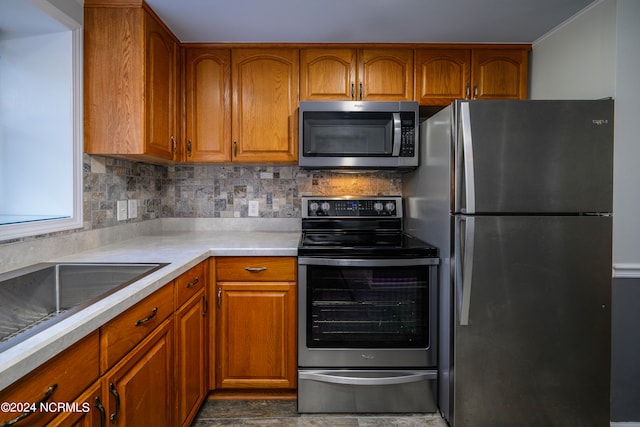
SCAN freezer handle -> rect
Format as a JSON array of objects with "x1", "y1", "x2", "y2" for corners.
[
  {"x1": 299, "y1": 370, "x2": 436, "y2": 386},
  {"x1": 456, "y1": 216, "x2": 475, "y2": 326}
]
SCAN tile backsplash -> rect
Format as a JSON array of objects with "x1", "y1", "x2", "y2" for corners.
[{"x1": 84, "y1": 155, "x2": 403, "y2": 229}]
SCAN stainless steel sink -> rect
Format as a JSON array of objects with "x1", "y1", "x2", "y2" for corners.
[{"x1": 0, "y1": 262, "x2": 167, "y2": 352}]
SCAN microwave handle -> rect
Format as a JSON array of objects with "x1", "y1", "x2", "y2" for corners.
[{"x1": 392, "y1": 113, "x2": 402, "y2": 156}]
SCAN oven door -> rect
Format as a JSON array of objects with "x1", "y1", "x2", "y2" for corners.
[{"x1": 298, "y1": 257, "x2": 438, "y2": 368}]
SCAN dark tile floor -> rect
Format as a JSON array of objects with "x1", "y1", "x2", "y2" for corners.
[{"x1": 191, "y1": 400, "x2": 449, "y2": 426}]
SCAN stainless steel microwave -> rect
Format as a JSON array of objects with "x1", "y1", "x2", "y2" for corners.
[{"x1": 298, "y1": 101, "x2": 419, "y2": 171}]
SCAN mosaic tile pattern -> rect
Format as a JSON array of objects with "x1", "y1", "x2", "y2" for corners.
[
  {"x1": 83, "y1": 155, "x2": 172, "y2": 229},
  {"x1": 83, "y1": 155, "x2": 404, "y2": 228}
]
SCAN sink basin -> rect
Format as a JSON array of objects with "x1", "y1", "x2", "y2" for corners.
[{"x1": 0, "y1": 262, "x2": 167, "y2": 352}]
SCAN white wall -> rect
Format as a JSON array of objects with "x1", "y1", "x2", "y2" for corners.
[{"x1": 530, "y1": 0, "x2": 640, "y2": 268}]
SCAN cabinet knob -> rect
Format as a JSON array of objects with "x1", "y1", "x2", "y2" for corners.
[
  {"x1": 187, "y1": 139, "x2": 192, "y2": 157},
  {"x1": 233, "y1": 139, "x2": 237, "y2": 158}
]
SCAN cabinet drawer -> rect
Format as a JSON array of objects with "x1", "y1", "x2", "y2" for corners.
[
  {"x1": 216, "y1": 257, "x2": 296, "y2": 282},
  {"x1": 100, "y1": 283, "x2": 174, "y2": 373},
  {"x1": 176, "y1": 261, "x2": 206, "y2": 307},
  {"x1": 0, "y1": 331, "x2": 100, "y2": 427}
]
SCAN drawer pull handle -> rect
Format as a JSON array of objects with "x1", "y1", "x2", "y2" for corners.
[
  {"x1": 186, "y1": 277, "x2": 200, "y2": 288},
  {"x1": 94, "y1": 396, "x2": 106, "y2": 427},
  {"x1": 0, "y1": 384, "x2": 57, "y2": 426},
  {"x1": 134, "y1": 307, "x2": 158, "y2": 326},
  {"x1": 109, "y1": 383, "x2": 120, "y2": 423},
  {"x1": 245, "y1": 267, "x2": 267, "y2": 272},
  {"x1": 202, "y1": 294, "x2": 208, "y2": 316}
]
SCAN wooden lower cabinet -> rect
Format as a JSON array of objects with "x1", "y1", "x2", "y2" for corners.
[
  {"x1": 175, "y1": 290, "x2": 208, "y2": 426},
  {"x1": 48, "y1": 381, "x2": 105, "y2": 427},
  {"x1": 0, "y1": 332, "x2": 100, "y2": 427},
  {"x1": 104, "y1": 318, "x2": 174, "y2": 426},
  {"x1": 216, "y1": 280, "x2": 296, "y2": 390}
]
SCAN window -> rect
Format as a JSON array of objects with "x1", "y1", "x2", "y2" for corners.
[{"x1": 0, "y1": 0, "x2": 83, "y2": 240}]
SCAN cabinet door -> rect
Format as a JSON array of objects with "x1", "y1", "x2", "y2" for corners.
[
  {"x1": 216, "y1": 281, "x2": 296, "y2": 389},
  {"x1": 175, "y1": 291, "x2": 208, "y2": 427},
  {"x1": 84, "y1": 6, "x2": 145, "y2": 156},
  {"x1": 184, "y1": 48, "x2": 231, "y2": 162},
  {"x1": 105, "y1": 319, "x2": 174, "y2": 427},
  {"x1": 415, "y1": 48, "x2": 471, "y2": 105},
  {"x1": 300, "y1": 48, "x2": 357, "y2": 100},
  {"x1": 231, "y1": 49, "x2": 299, "y2": 163},
  {"x1": 471, "y1": 49, "x2": 528, "y2": 100},
  {"x1": 358, "y1": 48, "x2": 414, "y2": 101},
  {"x1": 145, "y1": 12, "x2": 178, "y2": 160},
  {"x1": 48, "y1": 381, "x2": 105, "y2": 427}
]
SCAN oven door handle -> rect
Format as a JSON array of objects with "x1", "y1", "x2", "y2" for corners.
[
  {"x1": 299, "y1": 370, "x2": 436, "y2": 386},
  {"x1": 297, "y1": 257, "x2": 439, "y2": 267}
]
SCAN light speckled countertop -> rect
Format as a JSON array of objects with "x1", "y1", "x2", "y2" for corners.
[{"x1": 0, "y1": 230, "x2": 300, "y2": 391}]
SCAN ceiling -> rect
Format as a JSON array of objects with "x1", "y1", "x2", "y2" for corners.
[{"x1": 145, "y1": 0, "x2": 598, "y2": 44}]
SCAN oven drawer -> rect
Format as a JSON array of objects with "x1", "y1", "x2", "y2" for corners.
[{"x1": 297, "y1": 369, "x2": 438, "y2": 413}]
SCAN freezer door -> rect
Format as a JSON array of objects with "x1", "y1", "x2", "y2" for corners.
[
  {"x1": 452, "y1": 215, "x2": 611, "y2": 426},
  {"x1": 456, "y1": 99, "x2": 613, "y2": 214}
]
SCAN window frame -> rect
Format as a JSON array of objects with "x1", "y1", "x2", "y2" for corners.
[{"x1": 0, "y1": 0, "x2": 83, "y2": 241}]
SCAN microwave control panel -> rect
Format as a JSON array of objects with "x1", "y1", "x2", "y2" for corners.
[{"x1": 400, "y1": 113, "x2": 416, "y2": 157}]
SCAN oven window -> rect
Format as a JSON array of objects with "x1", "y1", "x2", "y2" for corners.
[
  {"x1": 302, "y1": 112, "x2": 393, "y2": 157},
  {"x1": 306, "y1": 265, "x2": 430, "y2": 348}
]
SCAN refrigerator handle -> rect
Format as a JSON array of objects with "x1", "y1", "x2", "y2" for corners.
[
  {"x1": 456, "y1": 215, "x2": 475, "y2": 326},
  {"x1": 460, "y1": 102, "x2": 476, "y2": 214}
]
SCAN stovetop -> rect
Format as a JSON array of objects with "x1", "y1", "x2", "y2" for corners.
[{"x1": 299, "y1": 197, "x2": 438, "y2": 258}]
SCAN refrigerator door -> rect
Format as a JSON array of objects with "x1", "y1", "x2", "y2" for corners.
[
  {"x1": 452, "y1": 215, "x2": 611, "y2": 426},
  {"x1": 456, "y1": 99, "x2": 613, "y2": 214}
]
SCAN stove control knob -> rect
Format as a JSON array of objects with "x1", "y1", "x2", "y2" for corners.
[
  {"x1": 309, "y1": 202, "x2": 319, "y2": 214},
  {"x1": 373, "y1": 202, "x2": 384, "y2": 213},
  {"x1": 385, "y1": 202, "x2": 396, "y2": 213},
  {"x1": 320, "y1": 201, "x2": 331, "y2": 213}
]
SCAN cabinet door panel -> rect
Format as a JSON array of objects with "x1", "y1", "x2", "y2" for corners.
[
  {"x1": 300, "y1": 48, "x2": 356, "y2": 100},
  {"x1": 416, "y1": 49, "x2": 471, "y2": 105},
  {"x1": 176, "y1": 292, "x2": 208, "y2": 427},
  {"x1": 145, "y1": 13, "x2": 177, "y2": 160},
  {"x1": 216, "y1": 282, "x2": 296, "y2": 389},
  {"x1": 472, "y1": 49, "x2": 528, "y2": 100},
  {"x1": 358, "y1": 49, "x2": 414, "y2": 101},
  {"x1": 185, "y1": 49, "x2": 231, "y2": 162},
  {"x1": 48, "y1": 381, "x2": 105, "y2": 427},
  {"x1": 232, "y1": 49, "x2": 298, "y2": 162},
  {"x1": 106, "y1": 319, "x2": 174, "y2": 427}
]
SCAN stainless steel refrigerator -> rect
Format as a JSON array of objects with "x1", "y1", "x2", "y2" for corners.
[{"x1": 403, "y1": 99, "x2": 613, "y2": 426}]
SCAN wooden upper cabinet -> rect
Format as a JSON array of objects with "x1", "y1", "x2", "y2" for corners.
[
  {"x1": 231, "y1": 48, "x2": 299, "y2": 163},
  {"x1": 84, "y1": 4, "x2": 179, "y2": 163},
  {"x1": 300, "y1": 48, "x2": 356, "y2": 100},
  {"x1": 358, "y1": 48, "x2": 414, "y2": 101},
  {"x1": 184, "y1": 48, "x2": 231, "y2": 162},
  {"x1": 415, "y1": 49, "x2": 471, "y2": 105},
  {"x1": 300, "y1": 48, "x2": 413, "y2": 101},
  {"x1": 415, "y1": 47, "x2": 529, "y2": 105},
  {"x1": 471, "y1": 48, "x2": 528, "y2": 100},
  {"x1": 145, "y1": 13, "x2": 179, "y2": 160}
]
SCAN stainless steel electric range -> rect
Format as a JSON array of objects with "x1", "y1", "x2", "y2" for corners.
[{"x1": 297, "y1": 196, "x2": 440, "y2": 413}]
